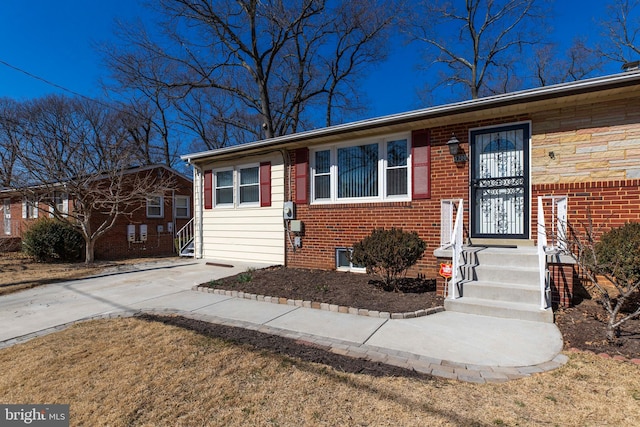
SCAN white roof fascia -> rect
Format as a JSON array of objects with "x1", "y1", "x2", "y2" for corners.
[{"x1": 181, "y1": 70, "x2": 640, "y2": 163}]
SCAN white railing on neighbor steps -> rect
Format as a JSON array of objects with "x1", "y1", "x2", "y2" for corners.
[
  {"x1": 537, "y1": 196, "x2": 568, "y2": 310},
  {"x1": 441, "y1": 199, "x2": 464, "y2": 299},
  {"x1": 177, "y1": 218, "x2": 194, "y2": 257}
]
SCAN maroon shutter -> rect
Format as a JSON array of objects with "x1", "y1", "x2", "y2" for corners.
[
  {"x1": 204, "y1": 170, "x2": 213, "y2": 209},
  {"x1": 412, "y1": 129, "x2": 431, "y2": 199},
  {"x1": 295, "y1": 148, "x2": 309, "y2": 204},
  {"x1": 260, "y1": 162, "x2": 271, "y2": 207}
]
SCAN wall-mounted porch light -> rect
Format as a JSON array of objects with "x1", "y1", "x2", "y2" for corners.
[{"x1": 447, "y1": 133, "x2": 468, "y2": 163}]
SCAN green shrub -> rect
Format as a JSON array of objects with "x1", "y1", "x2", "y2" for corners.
[
  {"x1": 594, "y1": 222, "x2": 640, "y2": 284},
  {"x1": 22, "y1": 218, "x2": 84, "y2": 262},
  {"x1": 351, "y1": 227, "x2": 426, "y2": 292},
  {"x1": 571, "y1": 221, "x2": 640, "y2": 341}
]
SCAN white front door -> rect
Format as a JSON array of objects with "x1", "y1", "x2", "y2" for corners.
[{"x1": 3, "y1": 199, "x2": 11, "y2": 235}]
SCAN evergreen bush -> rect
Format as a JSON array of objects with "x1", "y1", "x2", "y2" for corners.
[
  {"x1": 351, "y1": 227, "x2": 426, "y2": 292},
  {"x1": 22, "y1": 218, "x2": 84, "y2": 262},
  {"x1": 594, "y1": 222, "x2": 640, "y2": 284}
]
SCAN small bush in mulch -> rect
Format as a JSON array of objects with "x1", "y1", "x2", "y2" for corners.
[{"x1": 351, "y1": 227, "x2": 426, "y2": 292}]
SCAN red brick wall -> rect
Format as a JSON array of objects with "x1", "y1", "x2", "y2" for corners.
[
  {"x1": 2, "y1": 170, "x2": 193, "y2": 261},
  {"x1": 286, "y1": 118, "x2": 543, "y2": 278},
  {"x1": 285, "y1": 114, "x2": 639, "y2": 307},
  {"x1": 93, "y1": 178, "x2": 193, "y2": 260},
  {"x1": 549, "y1": 263, "x2": 577, "y2": 308},
  {"x1": 532, "y1": 179, "x2": 640, "y2": 241}
]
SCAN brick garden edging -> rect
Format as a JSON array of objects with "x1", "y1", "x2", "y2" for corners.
[
  {"x1": 193, "y1": 285, "x2": 445, "y2": 319},
  {"x1": 567, "y1": 347, "x2": 640, "y2": 366}
]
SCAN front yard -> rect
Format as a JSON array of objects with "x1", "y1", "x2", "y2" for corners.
[
  {"x1": 1, "y1": 317, "x2": 639, "y2": 426},
  {"x1": 0, "y1": 253, "x2": 639, "y2": 425}
]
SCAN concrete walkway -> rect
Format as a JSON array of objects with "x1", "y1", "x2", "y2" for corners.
[{"x1": 0, "y1": 258, "x2": 566, "y2": 383}]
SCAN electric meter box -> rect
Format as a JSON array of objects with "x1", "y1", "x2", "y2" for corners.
[
  {"x1": 283, "y1": 201, "x2": 295, "y2": 220},
  {"x1": 290, "y1": 220, "x2": 303, "y2": 233}
]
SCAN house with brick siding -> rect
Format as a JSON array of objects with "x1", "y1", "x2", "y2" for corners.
[
  {"x1": 1, "y1": 165, "x2": 193, "y2": 260},
  {"x1": 181, "y1": 71, "x2": 640, "y2": 323}
]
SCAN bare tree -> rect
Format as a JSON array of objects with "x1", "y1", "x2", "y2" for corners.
[
  {"x1": 103, "y1": 0, "x2": 395, "y2": 149},
  {"x1": 564, "y1": 218, "x2": 640, "y2": 342},
  {"x1": 15, "y1": 95, "x2": 176, "y2": 264},
  {"x1": 407, "y1": 0, "x2": 546, "y2": 100},
  {"x1": 532, "y1": 38, "x2": 604, "y2": 86},
  {"x1": 599, "y1": 0, "x2": 640, "y2": 65},
  {"x1": 101, "y1": 41, "x2": 181, "y2": 167},
  {"x1": 0, "y1": 98, "x2": 24, "y2": 188}
]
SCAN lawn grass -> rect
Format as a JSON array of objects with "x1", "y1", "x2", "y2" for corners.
[{"x1": 1, "y1": 318, "x2": 639, "y2": 426}]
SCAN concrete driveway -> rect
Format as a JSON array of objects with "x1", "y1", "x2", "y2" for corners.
[{"x1": 0, "y1": 258, "x2": 265, "y2": 342}]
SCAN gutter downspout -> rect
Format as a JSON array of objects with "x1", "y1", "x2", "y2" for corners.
[{"x1": 188, "y1": 160, "x2": 204, "y2": 259}]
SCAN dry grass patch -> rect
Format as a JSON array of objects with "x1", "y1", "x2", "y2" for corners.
[{"x1": 1, "y1": 318, "x2": 639, "y2": 426}]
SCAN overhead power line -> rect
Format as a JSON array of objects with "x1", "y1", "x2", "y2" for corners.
[{"x1": 0, "y1": 58, "x2": 97, "y2": 102}]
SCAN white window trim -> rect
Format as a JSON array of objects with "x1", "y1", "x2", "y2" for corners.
[
  {"x1": 310, "y1": 133, "x2": 411, "y2": 205},
  {"x1": 146, "y1": 195, "x2": 164, "y2": 218},
  {"x1": 214, "y1": 167, "x2": 235, "y2": 208},
  {"x1": 174, "y1": 195, "x2": 191, "y2": 219},
  {"x1": 22, "y1": 196, "x2": 38, "y2": 219},
  {"x1": 237, "y1": 163, "x2": 260, "y2": 207},
  {"x1": 335, "y1": 247, "x2": 366, "y2": 273},
  {"x1": 49, "y1": 192, "x2": 69, "y2": 218},
  {"x1": 384, "y1": 139, "x2": 411, "y2": 200}
]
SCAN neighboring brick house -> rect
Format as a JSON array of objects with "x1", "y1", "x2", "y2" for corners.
[
  {"x1": 0, "y1": 165, "x2": 193, "y2": 259},
  {"x1": 181, "y1": 71, "x2": 640, "y2": 314}
]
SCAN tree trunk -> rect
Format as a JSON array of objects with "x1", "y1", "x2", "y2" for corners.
[
  {"x1": 85, "y1": 239, "x2": 95, "y2": 265},
  {"x1": 606, "y1": 318, "x2": 620, "y2": 343}
]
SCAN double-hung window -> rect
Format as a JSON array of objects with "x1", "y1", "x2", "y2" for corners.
[
  {"x1": 146, "y1": 195, "x2": 164, "y2": 218},
  {"x1": 311, "y1": 135, "x2": 410, "y2": 203},
  {"x1": 215, "y1": 169, "x2": 234, "y2": 206},
  {"x1": 313, "y1": 150, "x2": 331, "y2": 200},
  {"x1": 238, "y1": 166, "x2": 259, "y2": 205},
  {"x1": 213, "y1": 164, "x2": 267, "y2": 207},
  {"x1": 22, "y1": 196, "x2": 38, "y2": 219},
  {"x1": 49, "y1": 192, "x2": 68, "y2": 217},
  {"x1": 386, "y1": 139, "x2": 408, "y2": 197},
  {"x1": 175, "y1": 195, "x2": 190, "y2": 218}
]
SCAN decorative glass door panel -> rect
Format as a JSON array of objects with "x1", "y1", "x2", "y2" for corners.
[{"x1": 470, "y1": 123, "x2": 530, "y2": 239}]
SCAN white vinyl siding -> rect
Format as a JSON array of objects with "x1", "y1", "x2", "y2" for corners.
[{"x1": 197, "y1": 154, "x2": 285, "y2": 265}]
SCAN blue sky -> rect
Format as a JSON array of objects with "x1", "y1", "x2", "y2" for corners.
[{"x1": 0, "y1": 0, "x2": 618, "y2": 119}]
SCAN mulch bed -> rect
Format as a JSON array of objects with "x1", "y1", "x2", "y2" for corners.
[
  {"x1": 203, "y1": 265, "x2": 443, "y2": 314},
  {"x1": 202, "y1": 266, "x2": 640, "y2": 360}
]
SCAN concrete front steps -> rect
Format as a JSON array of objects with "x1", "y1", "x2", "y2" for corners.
[{"x1": 444, "y1": 246, "x2": 554, "y2": 323}]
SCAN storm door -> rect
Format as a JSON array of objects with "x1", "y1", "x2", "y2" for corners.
[{"x1": 470, "y1": 123, "x2": 530, "y2": 239}]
